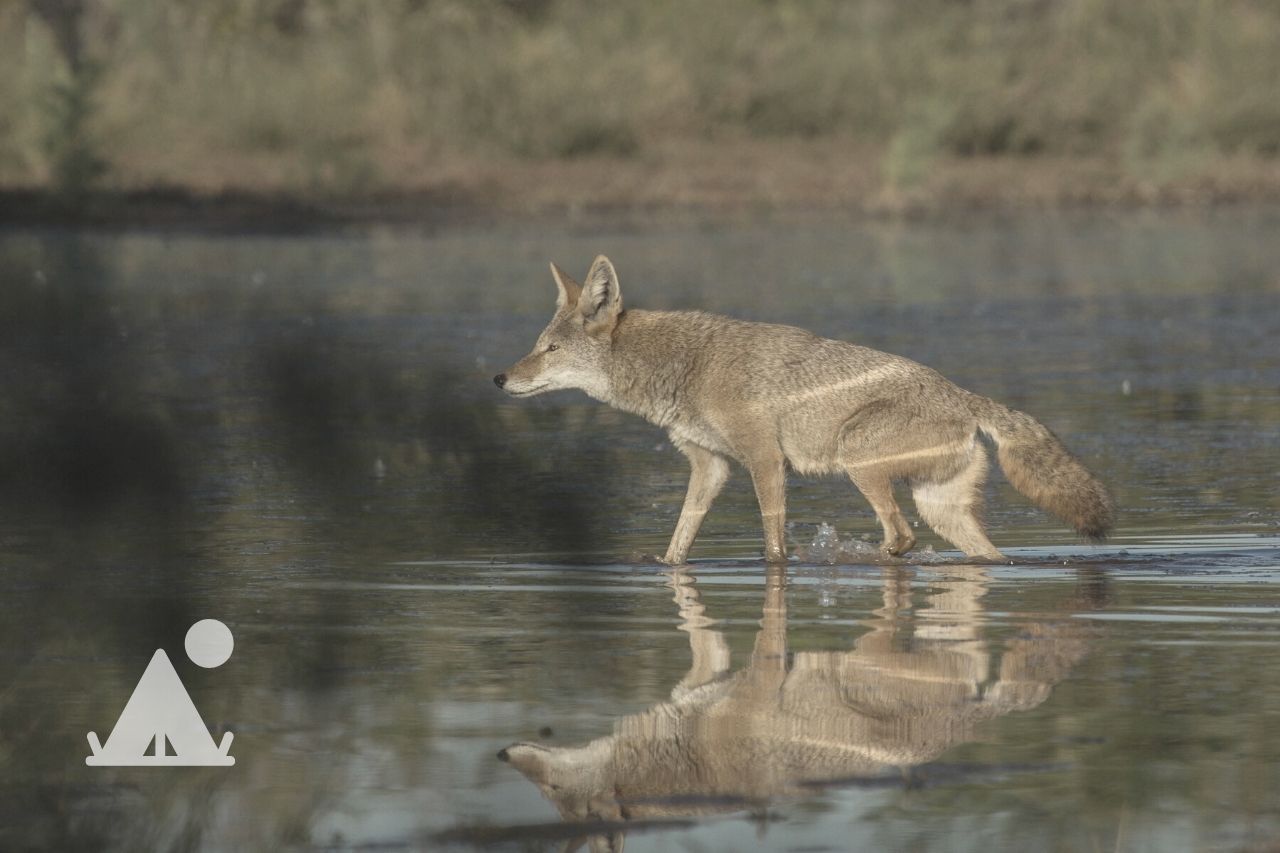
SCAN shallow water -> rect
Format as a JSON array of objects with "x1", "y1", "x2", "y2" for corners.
[{"x1": 1, "y1": 208, "x2": 1279, "y2": 851}]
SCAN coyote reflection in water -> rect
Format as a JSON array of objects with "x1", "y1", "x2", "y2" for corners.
[{"x1": 499, "y1": 567, "x2": 1087, "y2": 843}]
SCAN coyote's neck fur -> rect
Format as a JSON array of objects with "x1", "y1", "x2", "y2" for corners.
[{"x1": 602, "y1": 309, "x2": 711, "y2": 426}]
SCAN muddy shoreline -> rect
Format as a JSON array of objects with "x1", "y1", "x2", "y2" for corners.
[{"x1": 5, "y1": 151, "x2": 1280, "y2": 234}]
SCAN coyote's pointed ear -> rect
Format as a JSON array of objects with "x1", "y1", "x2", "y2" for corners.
[
  {"x1": 579, "y1": 255, "x2": 622, "y2": 334},
  {"x1": 550, "y1": 261, "x2": 581, "y2": 310}
]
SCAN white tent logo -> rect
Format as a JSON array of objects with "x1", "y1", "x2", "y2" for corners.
[{"x1": 86, "y1": 619, "x2": 236, "y2": 767}]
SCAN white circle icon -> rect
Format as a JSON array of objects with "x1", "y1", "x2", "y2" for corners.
[{"x1": 185, "y1": 619, "x2": 234, "y2": 669}]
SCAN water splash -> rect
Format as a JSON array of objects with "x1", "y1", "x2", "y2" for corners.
[{"x1": 797, "y1": 523, "x2": 950, "y2": 565}]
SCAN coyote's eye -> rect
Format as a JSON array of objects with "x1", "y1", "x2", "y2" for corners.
[{"x1": 545, "y1": 344, "x2": 559, "y2": 352}]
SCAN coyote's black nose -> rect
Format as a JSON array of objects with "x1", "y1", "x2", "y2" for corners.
[
  {"x1": 496, "y1": 747, "x2": 510, "y2": 762},
  {"x1": 493, "y1": 373, "x2": 507, "y2": 389}
]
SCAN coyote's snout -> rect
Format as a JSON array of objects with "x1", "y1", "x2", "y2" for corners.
[{"x1": 496, "y1": 256, "x2": 1113, "y2": 563}]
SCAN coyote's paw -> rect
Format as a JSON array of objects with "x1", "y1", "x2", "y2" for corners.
[
  {"x1": 881, "y1": 533, "x2": 917, "y2": 558},
  {"x1": 636, "y1": 550, "x2": 681, "y2": 566},
  {"x1": 763, "y1": 546, "x2": 789, "y2": 565}
]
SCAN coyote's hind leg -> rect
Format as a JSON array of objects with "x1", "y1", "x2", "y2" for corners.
[
  {"x1": 911, "y1": 443, "x2": 1005, "y2": 561},
  {"x1": 838, "y1": 401, "x2": 977, "y2": 559},
  {"x1": 848, "y1": 469, "x2": 916, "y2": 557}
]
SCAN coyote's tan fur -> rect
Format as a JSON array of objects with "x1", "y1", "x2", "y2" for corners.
[{"x1": 496, "y1": 256, "x2": 1113, "y2": 563}]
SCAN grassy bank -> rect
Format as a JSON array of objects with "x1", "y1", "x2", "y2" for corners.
[{"x1": 3, "y1": 0, "x2": 1280, "y2": 219}]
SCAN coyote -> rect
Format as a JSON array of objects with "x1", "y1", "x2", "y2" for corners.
[{"x1": 495, "y1": 256, "x2": 1113, "y2": 563}]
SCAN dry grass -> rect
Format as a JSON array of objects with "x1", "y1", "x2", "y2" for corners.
[{"x1": 3, "y1": 0, "x2": 1280, "y2": 212}]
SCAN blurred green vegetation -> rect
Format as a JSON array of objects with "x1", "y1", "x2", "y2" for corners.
[{"x1": 2, "y1": 0, "x2": 1280, "y2": 198}]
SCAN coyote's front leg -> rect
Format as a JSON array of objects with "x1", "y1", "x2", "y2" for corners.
[
  {"x1": 662, "y1": 442, "x2": 730, "y2": 565},
  {"x1": 746, "y1": 445, "x2": 789, "y2": 564}
]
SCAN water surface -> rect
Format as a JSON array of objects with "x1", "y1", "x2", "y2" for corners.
[{"x1": 1, "y1": 208, "x2": 1278, "y2": 851}]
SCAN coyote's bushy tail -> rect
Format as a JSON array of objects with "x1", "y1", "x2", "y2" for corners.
[{"x1": 970, "y1": 394, "x2": 1114, "y2": 541}]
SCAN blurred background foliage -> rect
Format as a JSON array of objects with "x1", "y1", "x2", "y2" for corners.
[{"x1": 2, "y1": 0, "x2": 1280, "y2": 201}]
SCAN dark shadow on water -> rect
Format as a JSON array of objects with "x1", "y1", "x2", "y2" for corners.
[{"x1": 0, "y1": 232, "x2": 619, "y2": 851}]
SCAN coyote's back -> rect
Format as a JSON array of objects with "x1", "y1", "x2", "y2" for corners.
[{"x1": 496, "y1": 255, "x2": 1113, "y2": 562}]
